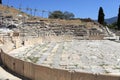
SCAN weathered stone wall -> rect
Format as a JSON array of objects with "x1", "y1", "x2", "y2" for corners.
[{"x1": 0, "y1": 49, "x2": 120, "y2": 80}]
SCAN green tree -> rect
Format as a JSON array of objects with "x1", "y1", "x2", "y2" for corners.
[
  {"x1": 26, "y1": 7, "x2": 29, "y2": 13},
  {"x1": 117, "y1": 6, "x2": 120, "y2": 30},
  {"x1": 49, "y1": 11, "x2": 75, "y2": 19},
  {"x1": 29, "y1": 8, "x2": 32, "y2": 16},
  {"x1": 0, "y1": 0, "x2": 2, "y2": 4},
  {"x1": 108, "y1": 22, "x2": 117, "y2": 29},
  {"x1": 63, "y1": 11, "x2": 75, "y2": 20},
  {"x1": 34, "y1": 9, "x2": 37, "y2": 16},
  {"x1": 98, "y1": 7, "x2": 105, "y2": 25},
  {"x1": 42, "y1": 10, "x2": 45, "y2": 18},
  {"x1": 49, "y1": 11, "x2": 64, "y2": 19}
]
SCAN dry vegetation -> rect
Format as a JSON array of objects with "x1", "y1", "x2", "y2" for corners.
[{"x1": 0, "y1": 4, "x2": 27, "y2": 17}]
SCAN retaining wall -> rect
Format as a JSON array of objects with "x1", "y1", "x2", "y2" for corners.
[{"x1": 0, "y1": 50, "x2": 120, "y2": 80}]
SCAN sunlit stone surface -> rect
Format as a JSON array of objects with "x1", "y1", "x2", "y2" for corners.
[{"x1": 8, "y1": 40, "x2": 120, "y2": 74}]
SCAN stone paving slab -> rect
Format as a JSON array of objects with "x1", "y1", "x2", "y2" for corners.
[{"x1": 8, "y1": 40, "x2": 120, "y2": 74}]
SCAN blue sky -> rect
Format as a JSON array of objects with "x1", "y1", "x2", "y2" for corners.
[{"x1": 2, "y1": 0, "x2": 120, "y2": 19}]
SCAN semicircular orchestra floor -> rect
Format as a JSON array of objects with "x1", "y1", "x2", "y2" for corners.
[{"x1": 8, "y1": 40, "x2": 120, "y2": 75}]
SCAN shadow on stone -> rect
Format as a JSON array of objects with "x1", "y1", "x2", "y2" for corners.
[{"x1": 0, "y1": 65, "x2": 31, "y2": 80}]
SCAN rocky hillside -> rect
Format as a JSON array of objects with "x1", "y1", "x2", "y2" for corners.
[
  {"x1": 0, "y1": 4, "x2": 108, "y2": 40},
  {"x1": 105, "y1": 16, "x2": 117, "y2": 24}
]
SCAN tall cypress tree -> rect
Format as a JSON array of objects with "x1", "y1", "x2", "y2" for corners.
[
  {"x1": 98, "y1": 7, "x2": 105, "y2": 25},
  {"x1": 0, "y1": 0, "x2": 2, "y2": 4},
  {"x1": 117, "y1": 6, "x2": 120, "y2": 30}
]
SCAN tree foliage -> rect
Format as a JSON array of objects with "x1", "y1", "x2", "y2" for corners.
[
  {"x1": 0, "y1": 0, "x2": 2, "y2": 4},
  {"x1": 49, "y1": 10, "x2": 75, "y2": 19},
  {"x1": 63, "y1": 11, "x2": 75, "y2": 20},
  {"x1": 49, "y1": 11, "x2": 64, "y2": 19},
  {"x1": 108, "y1": 22, "x2": 117, "y2": 29},
  {"x1": 117, "y1": 6, "x2": 120, "y2": 30},
  {"x1": 98, "y1": 7, "x2": 105, "y2": 25}
]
